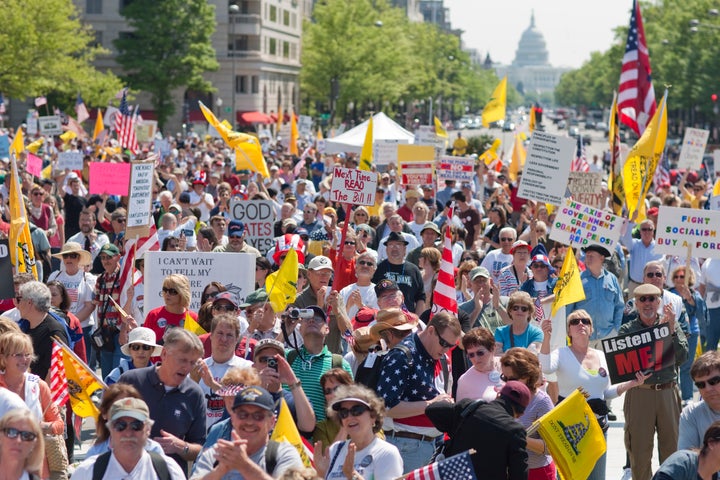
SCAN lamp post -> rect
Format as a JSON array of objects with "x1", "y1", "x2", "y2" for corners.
[{"x1": 229, "y1": 4, "x2": 240, "y2": 128}]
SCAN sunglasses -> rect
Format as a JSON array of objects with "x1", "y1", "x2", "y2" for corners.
[
  {"x1": 673, "y1": 275, "x2": 685, "y2": 280},
  {"x1": 500, "y1": 238, "x2": 515, "y2": 242},
  {"x1": 31, "y1": 191, "x2": 44, "y2": 196},
  {"x1": 323, "y1": 386, "x2": 339, "y2": 395},
  {"x1": 695, "y1": 375, "x2": 720, "y2": 390},
  {"x1": 637, "y1": 295, "x2": 658, "y2": 303},
  {"x1": 344, "y1": 241, "x2": 356, "y2": 246},
  {"x1": 212, "y1": 304, "x2": 236, "y2": 312},
  {"x1": 337, "y1": 404, "x2": 369, "y2": 419},
  {"x1": 129, "y1": 344, "x2": 153, "y2": 352},
  {"x1": 645, "y1": 272, "x2": 663, "y2": 278},
  {"x1": 640, "y1": 228, "x2": 655, "y2": 232},
  {"x1": 531, "y1": 263, "x2": 548, "y2": 269},
  {"x1": 357, "y1": 260, "x2": 375, "y2": 267},
  {"x1": 3, "y1": 428, "x2": 37, "y2": 442},
  {"x1": 436, "y1": 330, "x2": 456, "y2": 349},
  {"x1": 500, "y1": 373, "x2": 517, "y2": 382},
  {"x1": 115, "y1": 218, "x2": 127, "y2": 223},
  {"x1": 161, "y1": 287, "x2": 179, "y2": 296},
  {"x1": 112, "y1": 419, "x2": 145, "y2": 432},
  {"x1": 511, "y1": 305, "x2": 530, "y2": 312},
  {"x1": 569, "y1": 318, "x2": 592, "y2": 326},
  {"x1": 62, "y1": 253, "x2": 80, "y2": 259},
  {"x1": 234, "y1": 410, "x2": 270, "y2": 421},
  {"x1": 466, "y1": 349, "x2": 486, "y2": 359}
]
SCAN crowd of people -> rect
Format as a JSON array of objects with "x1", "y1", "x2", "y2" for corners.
[{"x1": 0, "y1": 127, "x2": 718, "y2": 480}]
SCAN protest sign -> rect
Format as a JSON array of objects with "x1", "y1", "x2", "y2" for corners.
[
  {"x1": 415, "y1": 125, "x2": 445, "y2": 157},
  {"x1": 0, "y1": 240, "x2": 13, "y2": 299},
  {"x1": 144, "y1": 252, "x2": 255, "y2": 312},
  {"x1": 330, "y1": 166, "x2": 377, "y2": 206},
  {"x1": 154, "y1": 139, "x2": 171, "y2": 159},
  {"x1": 0, "y1": 135, "x2": 9, "y2": 159},
  {"x1": 677, "y1": 128, "x2": 709, "y2": 171},
  {"x1": 316, "y1": 139, "x2": 326, "y2": 154},
  {"x1": 126, "y1": 162, "x2": 155, "y2": 237},
  {"x1": 229, "y1": 199, "x2": 276, "y2": 254},
  {"x1": 373, "y1": 139, "x2": 408, "y2": 165},
  {"x1": 38, "y1": 116, "x2": 62, "y2": 136},
  {"x1": 25, "y1": 153, "x2": 42, "y2": 177},
  {"x1": 88, "y1": 162, "x2": 131, "y2": 195},
  {"x1": 437, "y1": 156, "x2": 475, "y2": 183},
  {"x1": 550, "y1": 198, "x2": 622, "y2": 249},
  {"x1": 397, "y1": 145, "x2": 435, "y2": 186},
  {"x1": 602, "y1": 325, "x2": 675, "y2": 383},
  {"x1": 136, "y1": 120, "x2": 158, "y2": 143},
  {"x1": 567, "y1": 172, "x2": 604, "y2": 208},
  {"x1": 26, "y1": 111, "x2": 38, "y2": 136},
  {"x1": 57, "y1": 151, "x2": 84, "y2": 170},
  {"x1": 298, "y1": 115, "x2": 313, "y2": 136},
  {"x1": 655, "y1": 206, "x2": 720, "y2": 259},
  {"x1": 517, "y1": 132, "x2": 574, "y2": 206}
]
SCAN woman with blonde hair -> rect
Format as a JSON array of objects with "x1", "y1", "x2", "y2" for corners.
[
  {"x1": 0, "y1": 408, "x2": 45, "y2": 480},
  {"x1": 494, "y1": 291, "x2": 543, "y2": 353},
  {"x1": 143, "y1": 273, "x2": 198, "y2": 342}
]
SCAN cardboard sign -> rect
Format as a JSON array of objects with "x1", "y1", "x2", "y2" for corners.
[
  {"x1": 677, "y1": 128, "x2": 710, "y2": 170},
  {"x1": 229, "y1": 199, "x2": 277, "y2": 254},
  {"x1": 38, "y1": 115, "x2": 62, "y2": 136},
  {"x1": 517, "y1": 131, "x2": 575, "y2": 206},
  {"x1": 0, "y1": 239, "x2": 14, "y2": 299},
  {"x1": 602, "y1": 325, "x2": 675, "y2": 383},
  {"x1": 144, "y1": 251, "x2": 255, "y2": 312},
  {"x1": 655, "y1": 206, "x2": 720, "y2": 259},
  {"x1": 57, "y1": 151, "x2": 84, "y2": 170},
  {"x1": 437, "y1": 156, "x2": 475, "y2": 183},
  {"x1": 154, "y1": 139, "x2": 171, "y2": 159},
  {"x1": 88, "y1": 162, "x2": 131, "y2": 195},
  {"x1": 567, "y1": 172, "x2": 604, "y2": 208},
  {"x1": 550, "y1": 198, "x2": 622, "y2": 249},
  {"x1": 126, "y1": 162, "x2": 155, "y2": 237},
  {"x1": 330, "y1": 166, "x2": 377, "y2": 206},
  {"x1": 373, "y1": 139, "x2": 408, "y2": 166},
  {"x1": 25, "y1": 153, "x2": 42, "y2": 177}
]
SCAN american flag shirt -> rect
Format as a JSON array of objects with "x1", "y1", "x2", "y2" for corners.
[{"x1": 377, "y1": 333, "x2": 444, "y2": 436}]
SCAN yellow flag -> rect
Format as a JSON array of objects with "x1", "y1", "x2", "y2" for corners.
[
  {"x1": 270, "y1": 397, "x2": 313, "y2": 467},
  {"x1": 529, "y1": 107, "x2": 536, "y2": 132},
  {"x1": 265, "y1": 248, "x2": 298, "y2": 312},
  {"x1": 482, "y1": 76, "x2": 507, "y2": 127},
  {"x1": 317, "y1": 127, "x2": 324, "y2": 141},
  {"x1": 608, "y1": 92, "x2": 625, "y2": 216},
  {"x1": 60, "y1": 130, "x2": 76, "y2": 143},
  {"x1": 623, "y1": 90, "x2": 668, "y2": 221},
  {"x1": 9, "y1": 155, "x2": 38, "y2": 278},
  {"x1": 276, "y1": 105, "x2": 284, "y2": 138},
  {"x1": 289, "y1": 112, "x2": 299, "y2": 156},
  {"x1": 26, "y1": 138, "x2": 44, "y2": 154},
  {"x1": 478, "y1": 138, "x2": 501, "y2": 165},
  {"x1": 434, "y1": 116, "x2": 448, "y2": 138},
  {"x1": 534, "y1": 389, "x2": 606, "y2": 480},
  {"x1": 93, "y1": 108, "x2": 105, "y2": 141},
  {"x1": 359, "y1": 116, "x2": 373, "y2": 171},
  {"x1": 9, "y1": 129, "x2": 24, "y2": 157},
  {"x1": 714, "y1": 178, "x2": 720, "y2": 197},
  {"x1": 183, "y1": 312, "x2": 207, "y2": 336},
  {"x1": 508, "y1": 134, "x2": 525, "y2": 182},
  {"x1": 60, "y1": 342, "x2": 103, "y2": 418},
  {"x1": 551, "y1": 247, "x2": 585, "y2": 316}
]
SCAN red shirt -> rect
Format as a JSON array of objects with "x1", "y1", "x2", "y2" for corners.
[
  {"x1": 331, "y1": 248, "x2": 356, "y2": 292},
  {"x1": 143, "y1": 306, "x2": 198, "y2": 342}
]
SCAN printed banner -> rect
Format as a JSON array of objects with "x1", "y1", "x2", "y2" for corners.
[
  {"x1": 437, "y1": 156, "x2": 475, "y2": 183},
  {"x1": 550, "y1": 198, "x2": 622, "y2": 249},
  {"x1": 397, "y1": 145, "x2": 435, "y2": 186},
  {"x1": 330, "y1": 166, "x2": 377, "y2": 206},
  {"x1": 229, "y1": 200, "x2": 277, "y2": 254},
  {"x1": 89, "y1": 162, "x2": 131, "y2": 195},
  {"x1": 517, "y1": 131, "x2": 574, "y2": 206},
  {"x1": 601, "y1": 325, "x2": 675, "y2": 383},
  {"x1": 655, "y1": 206, "x2": 720, "y2": 259}
]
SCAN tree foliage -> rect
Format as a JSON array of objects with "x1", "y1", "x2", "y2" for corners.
[
  {"x1": 0, "y1": 0, "x2": 122, "y2": 106},
  {"x1": 115, "y1": 0, "x2": 219, "y2": 128}
]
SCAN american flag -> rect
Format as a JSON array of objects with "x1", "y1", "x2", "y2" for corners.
[
  {"x1": 49, "y1": 341, "x2": 68, "y2": 407},
  {"x1": 618, "y1": 0, "x2": 656, "y2": 136},
  {"x1": 118, "y1": 225, "x2": 160, "y2": 308},
  {"x1": 570, "y1": 136, "x2": 590, "y2": 172},
  {"x1": 75, "y1": 94, "x2": 90, "y2": 123},
  {"x1": 405, "y1": 451, "x2": 477, "y2": 480},
  {"x1": 116, "y1": 89, "x2": 139, "y2": 154},
  {"x1": 430, "y1": 223, "x2": 458, "y2": 318},
  {"x1": 652, "y1": 151, "x2": 671, "y2": 192}
]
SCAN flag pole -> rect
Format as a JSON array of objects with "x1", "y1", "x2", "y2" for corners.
[{"x1": 52, "y1": 336, "x2": 108, "y2": 388}]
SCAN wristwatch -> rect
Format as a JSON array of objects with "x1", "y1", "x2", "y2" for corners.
[{"x1": 288, "y1": 380, "x2": 302, "y2": 391}]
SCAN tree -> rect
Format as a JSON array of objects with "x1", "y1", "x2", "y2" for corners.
[
  {"x1": 0, "y1": 0, "x2": 121, "y2": 105},
  {"x1": 115, "y1": 0, "x2": 218, "y2": 129}
]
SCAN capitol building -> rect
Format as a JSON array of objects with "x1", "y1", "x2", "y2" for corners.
[{"x1": 494, "y1": 13, "x2": 571, "y2": 95}]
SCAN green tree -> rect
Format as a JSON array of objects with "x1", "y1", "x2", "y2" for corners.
[
  {"x1": 115, "y1": 0, "x2": 218, "y2": 129},
  {"x1": 0, "y1": 0, "x2": 121, "y2": 105}
]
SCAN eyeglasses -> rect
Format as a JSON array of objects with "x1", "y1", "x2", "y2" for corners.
[
  {"x1": 62, "y1": 253, "x2": 80, "y2": 259},
  {"x1": 161, "y1": 287, "x2": 179, "y2": 296},
  {"x1": 435, "y1": 330, "x2": 456, "y2": 349},
  {"x1": 9, "y1": 353, "x2": 33, "y2": 359},
  {"x1": 466, "y1": 349, "x2": 486, "y2": 359},
  {"x1": 367, "y1": 345, "x2": 383, "y2": 353},
  {"x1": 500, "y1": 238, "x2": 515, "y2": 242},
  {"x1": 2, "y1": 428, "x2": 37, "y2": 442},
  {"x1": 645, "y1": 272, "x2": 663, "y2": 278},
  {"x1": 129, "y1": 344, "x2": 153, "y2": 352},
  {"x1": 569, "y1": 318, "x2": 592, "y2": 326},
  {"x1": 673, "y1": 275, "x2": 685, "y2": 280},
  {"x1": 357, "y1": 260, "x2": 375, "y2": 267},
  {"x1": 640, "y1": 228, "x2": 655, "y2": 232},
  {"x1": 337, "y1": 404, "x2": 369, "y2": 419},
  {"x1": 233, "y1": 410, "x2": 271, "y2": 421},
  {"x1": 31, "y1": 191, "x2": 44, "y2": 196},
  {"x1": 355, "y1": 212, "x2": 368, "y2": 217},
  {"x1": 114, "y1": 218, "x2": 127, "y2": 223},
  {"x1": 694, "y1": 375, "x2": 720, "y2": 390},
  {"x1": 112, "y1": 419, "x2": 145, "y2": 432},
  {"x1": 323, "y1": 386, "x2": 339, "y2": 395},
  {"x1": 637, "y1": 295, "x2": 659, "y2": 303},
  {"x1": 212, "y1": 303, "x2": 236, "y2": 312},
  {"x1": 500, "y1": 373, "x2": 517, "y2": 382},
  {"x1": 511, "y1": 305, "x2": 530, "y2": 312},
  {"x1": 530, "y1": 263, "x2": 548, "y2": 269}
]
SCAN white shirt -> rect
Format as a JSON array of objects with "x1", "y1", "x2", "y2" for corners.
[
  {"x1": 339, "y1": 283, "x2": 378, "y2": 319},
  {"x1": 376, "y1": 232, "x2": 419, "y2": 262},
  {"x1": 199, "y1": 355, "x2": 253, "y2": 430},
  {"x1": 325, "y1": 438, "x2": 403, "y2": 480},
  {"x1": 55, "y1": 450, "x2": 186, "y2": 479},
  {"x1": 481, "y1": 249, "x2": 513, "y2": 283},
  {"x1": 67, "y1": 231, "x2": 109, "y2": 261},
  {"x1": 48, "y1": 269, "x2": 97, "y2": 328},
  {"x1": 188, "y1": 190, "x2": 214, "y2": 222}
]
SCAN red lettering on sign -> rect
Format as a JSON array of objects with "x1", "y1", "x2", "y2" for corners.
[{"x1": 615, "y1": 351, "x2": 641, "y2": 376}]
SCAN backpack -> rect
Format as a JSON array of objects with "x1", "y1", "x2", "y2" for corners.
[
  {"x1": 355, "y1": 344, "x2": 413, "y2": 391},
  {"x1": 93, "y1": 450, "x2": 170, "y2": 480},
  {"x1": 48, "y1": 308, "x2": 82, "y2": 350},
  {"x1": 286, "y1": 350, "x2": 344, "y2": 370}
]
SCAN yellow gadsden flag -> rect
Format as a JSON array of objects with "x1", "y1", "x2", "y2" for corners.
[
  {"x1": 271, "y1": 397, "x2": 313, "y2": 467},
  {"x1": 478, "y1": 138, "x2": 501, "y2": 166},
  {"x1": 60, "y1": 341, "x2": 104, "y2": 418},
  {"x1": 623, "y1": 90, "x2": 668, "y2": 221},
  {"x1": 359, "y1": 116, "x2": 374, "y2": 171},
  {"x1": 482, "y1": 76, "x2": 507, "y2": 127},
  {"x1": 265, "y1": 248, "x2": 298, "y2": 312},
  {"x1": 608, "y1": 92, "x2": 625, "y2": 216},
  {"x1": 9, "y1": 129, "x2": 24, "y2": 157},
  {"x1": 9, "y1": 155, "x2": 38, "y2": 278},
  {"x1": 529, "y1": 107, "x2": 536, "y2": 132},
  {"x1": 508, "y1": 134, "x2": 526, "y2": 182},
  {"x1": 434, "y1": 116, "x2": 448, "y2": 138},
  {"x1": 551, "y1": 246, "x2": 585, "y2": 317},
  {"x1": 534, "y1": 389, "x2": 606, "y2": 480},
  {"x1": 183, "y1": 311, "x2": 207, "y2": 336}
]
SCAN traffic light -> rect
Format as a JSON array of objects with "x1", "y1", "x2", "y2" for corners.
[{"x1": 535, "y1": 106, "x2": 543, "y2": 124}]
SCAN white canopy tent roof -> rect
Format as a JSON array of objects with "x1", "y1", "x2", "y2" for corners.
[{"x1": 323, "y1": 112, "x2": 415, "y2": 154}]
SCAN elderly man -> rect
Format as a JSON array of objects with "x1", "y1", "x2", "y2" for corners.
[
  {"x1": 190, "y1": 386, "x2": 303, "y2": 479},
  {"x1": 376, "y1": 214, "x2": 419, "y2": 262},
  {"x1": 480, "y1": 226, "x2": 517, "y2": 283},
  {"x1": 213, "y1": 220, "x2": 261, "y2": 256},
  {"x1": 619, "y1": 283, "x2": 688, "y2": 480},
  {"x1": 622, "y1": 218, "x2": 663, "y2": 296},
  {"x1": 373, "y1": 232, "x2": 425, "y2": 314},
  {"x1": 460, "y1": 266, "x2": 506, "y2": 333},
  {"x1": 119, "y1": 328, "x2": 207, "y2": 475},
  {"x1": 298, "y1": 202, "x2": 322, "y2": 235},
  {"x1": 71, "y1": 397, "x2": 185, "y2": 479},
  {"x1": 678, "y1": 351, "x2": 720, "y2": 449},
  {"x1": 241, "y1": 289, "x2": 281, "y2": 341}
]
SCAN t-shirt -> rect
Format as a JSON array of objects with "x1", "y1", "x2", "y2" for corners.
[
  {"x1": 190, "y1": 440, "x2": 303, "y2": 480},
  {"x1": 189, "y1": 190, "x2": 214, "y2": 222},
  {"x1": 339, "y1": 283, "x2": 378, "y2": 320},
  {"x1": 48, "y1": 269, "x2": 97, "y2": 328},
  {"x1": 372, "y1": 261, "x2": 425, "y2": 313},
  {"x1": 481, "y1": 249, "x2": 513, "y2": 283},
  {"x1": 325, "y1": 438, "x2": 403, "y2": 480},
  {"x1": 27, "y1": 315, "x2": 69, "y2": 380},
  {"x1": 456, "y1": 208, "x2": 480, "y2": 244},
  {"x1": 70, "y1": 451, "x2": 186, "y2": 480},
  {"x1": 198, "y1": 356, "x2": 253, "y2": 430},
  {"x1": 456, "y1": 365, "x2": 503, "y2": 402},
  {"x1": 144, "y1": 307, "x2": 199, "y2": 343},
  {"x1": 494, "y1": 324, "x2": 543, "y2": 352}
]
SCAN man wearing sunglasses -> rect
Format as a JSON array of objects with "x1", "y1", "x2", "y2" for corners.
[
  {"x1": 621, "y1": 218, "x2": 662, "y2": 296},
  {"x1": 71, "y1": 397, "x2": 185, "y2": 479},
  {"x1": 679, "y1": 351, "x2": 720, "y2": 450},
  {"x1": 619, "y1": 283, "x2": 688, "y2": 480}
]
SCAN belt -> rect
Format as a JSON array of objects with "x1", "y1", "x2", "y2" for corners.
[
  {"x1": 384, "y1": 430, "x2": 436, "y2": 442},
  {"x1": 636, "y1": 381, "x2": 676, "y2": 390}
]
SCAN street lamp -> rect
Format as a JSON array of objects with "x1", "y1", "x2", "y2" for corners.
[{"x1": 229, "y1": 4, "x2": 240, "y2": 128}]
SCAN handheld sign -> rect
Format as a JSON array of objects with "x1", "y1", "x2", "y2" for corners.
[
  {"x1": 677, "y1": 128, "x2": 709, "y2": 171},
  {"x1": 38, "y1": 116, "x2": 62, "y2": 136},
  {"x1": 601, "y1": 325, "x2": 675, "y2": 383},
  {"x1": 567, "y1": 172, "x2": 603, "y2": 209},
  {"x1": 373, "y1": 139, "x2": 408, "y2": 166},
  {"x1": 517, "y1": 132, "x2": 575, "y2": 206},
  {"x1": 89, "y1": 162, "x2": 132, "y2": 195},
  {"x1": 229, "y1": 199, "x2": 277, "y2": 254},
  {"x1": 126, "y1": 161, "x2": 155, "y2": 238},
  {"x1": 0, "y1": 240, "x2": 13, "y2": 299},
  {"x1": 25, "y1": 153, "x2": 42, "y2": 178},
  {"x1": 437, "y1": 156, "x2": 475, "y2": 183},
  {"x1": 550, "y1": 198, "x2": 622, "y2": 250},
  {"x1": 57, "y1": 151, "x2": 84, "y2": 170},
  {"x1": 397, "y1": 145, "x2": 435, "y2": 186},
  {"x1": 330, "y1": 166, "x2": 377, "y2": 206},
  {"x1": 655, "y1": 206, "x2": 720, "y2": 259}
]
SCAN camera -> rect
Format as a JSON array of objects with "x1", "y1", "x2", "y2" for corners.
[
  {"x1": 288, "y1": 308, "x2": 314, "y2": 320},
  {"x1": 267, "y1": 357, "x2": 278, "y2": 371}
]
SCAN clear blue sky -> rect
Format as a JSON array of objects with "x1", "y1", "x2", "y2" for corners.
[{"x1": 443, "y1": 0, "x2": 634, "y2": 68}]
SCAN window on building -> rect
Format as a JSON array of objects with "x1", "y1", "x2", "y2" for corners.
[
  {"x1": 269, "y1": 5, "x2": 277, "y2": 22},
  {"x1": 290, "y1": 43, "x2": 297, "y2": 60},
  {"x1": 291, "y1": 13, "x2": 297, "y2": 28},
  {"x1": 86, "y1": 0, "x2": 102, "y2": 14},
  {"x1": 251, "y1": 76, "x2": 260, "y2": 94},
  {"x1": 283, "y1": 41, "x2": 290, "y2": 58},
  {"x1": 269, "y1": 38, "x2": 277, "y2": 55},
  {"x1": 283, "y1": 10, "x2": 290, "y2": 26},
  {"x1": 236, "y1": 76, "x2": 248, "y2": 94}
]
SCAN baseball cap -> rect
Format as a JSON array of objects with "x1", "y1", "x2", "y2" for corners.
[
  {"x1": 109, "y1": 397, "x2": 150, "y2": 422},
  {"x1": 307, "y1": 255, "x2": 333, "y2": 271},
  {"x1": 228, "y1": 220, "x2": 245, "y2": 238},
  {"x1": 232, "y1": 386, "x2": 275, "y2": 413},
  {"x1": 254, "y1": 338, "x2": 285, "y2": 357},
  {"x1": 420, "y1": 222, "x2": 441, "y2": 236},
  {"x1": 213, "y1": 292, "x2": 239, "y2": 309},
  {"x1": 499, "y1": 381, "x2": 532, "y2": 411},
  {"x1": 100, "y1": 243, "x2": 121, "y2": 257},
  {"x1": 239, "y1": 289, "x2": 269, "y2": 308},
  {"x1": 383, "y1": 231, "x2": 408, "y2": 245},
  {"x1": 374, "y1": 278, "x2": 399, "y2": 297},
  {"x1": 305, "y1": 305, "x2": 328, "y2": 323},
  {"x1": 510, "y1": 240, "x2": 531, "y2": 254},
  {"x1": 469, "y1": 266, "x2": 490, "y2": 281}
]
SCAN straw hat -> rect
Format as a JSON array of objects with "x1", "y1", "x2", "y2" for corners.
[
  {"x1": 51, "y1": 242, "x2": 92, "y2": 266},
  {"x1": 120, "y1": 327, "x2": 163, "y2": 357}
]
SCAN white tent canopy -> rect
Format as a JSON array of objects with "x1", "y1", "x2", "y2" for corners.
[{"x1": 323, "y1": 112, "x2": 415, "y2": 154}]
